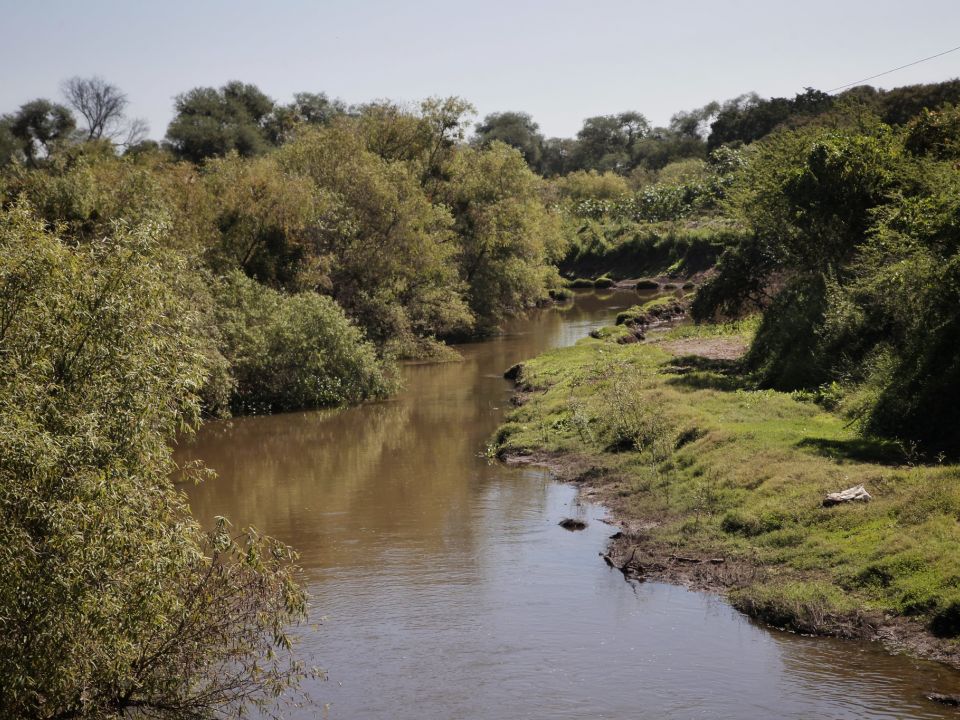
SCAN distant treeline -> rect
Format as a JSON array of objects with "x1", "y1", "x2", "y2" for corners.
[
  {"x1": 7, "y1": 77, "x2": 960, "y2": 178},
  {"x1": 2, "y1": 76, "x2": 960, "y2": 424}
]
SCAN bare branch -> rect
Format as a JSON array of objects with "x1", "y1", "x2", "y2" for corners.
[
  {"x1": 62, "y1": 76, "x2": 129, "y2": 141},
  {"x1": 122, "y1": 117, "x2": 150, "y2": 147}
]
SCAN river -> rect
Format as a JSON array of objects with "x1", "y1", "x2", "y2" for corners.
[{"x1": 178, "y1": 290, "x2": 960, "y2": 719}]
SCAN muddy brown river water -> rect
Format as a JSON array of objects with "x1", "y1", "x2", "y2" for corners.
[{"x1": 178, "y1": 291, "x2": 960, "y2": 719}]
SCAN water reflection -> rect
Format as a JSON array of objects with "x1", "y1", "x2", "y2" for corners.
[{"x1": 177, "y1": 291, "x2": 960, "y2": 719}]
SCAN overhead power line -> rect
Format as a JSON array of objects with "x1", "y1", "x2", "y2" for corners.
[{"x1": 826, "y1": 43, "x2": 960, "y2": 93}]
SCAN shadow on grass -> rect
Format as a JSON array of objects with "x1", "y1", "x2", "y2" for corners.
[
  {"x1": 795, "y1": 436, "x2": 903, "y2": 465},
  {"x1": 660, "y1": 354, "x2": 753, "y2": 392}
]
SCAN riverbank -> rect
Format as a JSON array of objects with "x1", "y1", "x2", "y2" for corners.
[{"x1": 492, "y1": 317, "x2": 960, "y2": 669}]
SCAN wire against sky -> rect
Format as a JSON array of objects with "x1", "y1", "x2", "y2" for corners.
[{"x1": 826, "y1": 43, "x2": 960, "y2": 93}]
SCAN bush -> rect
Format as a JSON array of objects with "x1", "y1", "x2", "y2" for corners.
[
  {"x1": 0, "y1": 206, "x2": 312, "y2": 718},
  {"x1": 591, "y1": 361, "x2": 673, "y2": 457},
  {"x1": 215, "y1": 271, "x2": 396, "y2": 412},
  {"x1": 930, "y1": 600, "x2": 960, "y2": 638}
]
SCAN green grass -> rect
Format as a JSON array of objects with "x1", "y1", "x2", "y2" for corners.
[
  {"x1": 494, "y1": 322, "x2": 960, "y2": 641},
  {"x1": 614, "y1": 294, "x2": 687, "y2": 326}
]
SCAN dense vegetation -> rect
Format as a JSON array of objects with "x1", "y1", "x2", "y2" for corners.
[
  {"x1": 3, "y1": 72, "x2": 960, "y2": 714},
  {"x1": 0, "y1": 207, "x2": 312, "y2": 717},
  {"x1": 693, "y1": 103, "x2": 960, "y2": 454},
  {"x1": 0, "y1": 80, "x2": 566, "y2": 718}
]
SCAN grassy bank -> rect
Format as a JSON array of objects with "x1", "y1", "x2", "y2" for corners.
[{"x1": 492, "y1": 318, "x2": 960, "y2": 663}]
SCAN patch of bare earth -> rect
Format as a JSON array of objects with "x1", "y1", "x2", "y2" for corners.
[{"x1": 658, "y1": 336, "x2": 748, "y2": 361}]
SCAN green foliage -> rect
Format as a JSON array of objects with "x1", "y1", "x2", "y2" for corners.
[
  {"x1": 560, "y1": 220, "x2": 734, "y2": 282},
  {"x1": 591, "y1": 361, "x2": 674, "y2": 456},
  {"x1": 0, "y1": 205, "x2": 312, "y2": 718},
  {"x1": 7, "y1": 99, "x2": 76, "y2": 165},
  {"x1": 473, "y1": 111, "x2": 544, "y2": 168},
  {"x1": 215, "y1": 271, "x2": 395, "y2": 413},
  {"x1": 903, "y1": 104, "x2": 960, "y2": 159},
  {"x1": 699, "y1": 106, "x2": 960, "y2": 453},
  {"x1": 278, "y1": 121, "x2": 473, "y2": 348},
  {"x1": 552, "y1": 170, "x2": 630, "y2": 202},
  {"x1": 573, "y1": 112, "x2": 650, "y2": 172},
  {"x1": 203, "y1": 152, "x2": 327, "y2": 288},
  {"x1": 443, "y1": 142, "x2": 565, "y2": 330},
  {"x1": 559, "y1": 147, "x2": 743, "y2": 225},
  {"x1": 707, "y1": 89, "x2": 834, "y2": 151},
  {"x1": 266, "y1": 91, "x2": 347, "y2": 144},
  {"x1": 165, "y1": 81, "x2": 276, "y2": 162}
]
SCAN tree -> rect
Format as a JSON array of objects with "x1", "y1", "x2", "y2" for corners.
[
  {"x1": 707, "y1": 89, "x2": 833, "y2": 150},
  {"x1": 871, "y1": 79, "x2": 960, "y2": 126},
  {"x1": 473, "y1": 111, "x2": 544, "y2": 169},
  {"x1": 61, "y1": 76, "x2": 146, "y2": 143},
  {"x1": 165, "y1": 81, "x2": 275, "y2": 162},
  {"x1": 669, "y1": 101, "x2": 720, "y2": 139},
  {"x1": 539, "y1": 136, "x2": 578, "y2": 176},
  {"x1": 0, "y1": 115, "x2": 23, "y2": 165},
  {"x1": 632, "y1": 127, "x2": 706, "y2": 171},
  {"x1": 419, "y1": 96, "x2": 476, "y2": 184},
  {"x1": 443, "y1": 141, "x2": 565, "y2": 329},
  {"x1": 265, "y1": 91, "x2": 348, "y2": 144},
  {"x1": 8, "y1": 99, "x2": 76, "y2": 164},
  {"x1": 0, "y1": 204, "x2": 314, "y2": 718},
  {"x1": 203, "y1": 152, "x2": 327, "y2": 288},
  {"x1": 573, "y1": 111, "x2": 650, "y2": 172},
  {"x1": 277, "y1": 122, "x2": 473, "y2": 351}
]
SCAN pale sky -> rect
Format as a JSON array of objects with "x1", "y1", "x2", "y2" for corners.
[{"x1": 3, "y1": 0, "x2": 959, "y2": 140}]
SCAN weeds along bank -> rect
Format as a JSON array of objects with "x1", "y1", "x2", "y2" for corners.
[{"x1": 493, "y1": 318, "x2": 960, "y2": 664}]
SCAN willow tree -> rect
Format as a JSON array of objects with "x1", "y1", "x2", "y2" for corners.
[
  {"x1": 278, "y1": 122, "x2": 473, "y2": 353},
  {"x1": 443, "y1": 141, "x2": 565, "y2": 330},
  {"x1": 0, "y1": 205, "x2": 315, "y2": 719}
]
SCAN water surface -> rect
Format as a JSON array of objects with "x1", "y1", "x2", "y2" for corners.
[{"x1": 179, "y1": 291, "x2": 960, "y2": 719}]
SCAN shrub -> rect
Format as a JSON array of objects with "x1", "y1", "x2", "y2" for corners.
[
  {"x1": 0, "y1": 206, "x2": 312, "y2": 718},
  {"x1": 590, "y1": 361, "x2": 673, "y2": 457},
  {"x1": 931, "y1": 600, "x2": 960, "y2": 638},
  {"x1": 215, "y1": 271, "x2": 396, "y2": 412}
]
